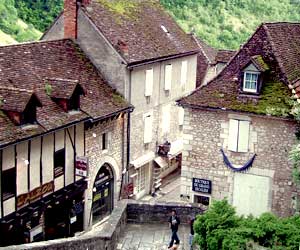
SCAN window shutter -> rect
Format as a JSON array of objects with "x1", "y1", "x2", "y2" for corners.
[
  {"x1": 164, "y1": 64, "x2": 172, "y2": 91},
  {"x1": 228, "y1": 119, "x2": 239, "y2": 152},
  {"x1": 162, "y1": 105, "x2": 171, "y2": 134},
  {"x1": 178, "y1": 107, "x2": 184, "y2": 126},
  {"x1": 238, "y1": 120, "x2": 250, "y2": 152},
  {"x1": 107, "y1": 132, "x2": 112, "y2": 150},
  {"x1": 144, "y1": 115, "x2": 153, "y2": 143},
  {"x1": 145, "y1": 69, "x2": 153, "y2": 97},
  {"x1": 181, "y1": 61, "x2": 187, "y2": 86}
]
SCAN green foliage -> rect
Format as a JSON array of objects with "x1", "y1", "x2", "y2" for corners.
[
  {"x1": 15, "y1": 0, "x2": 63, "y2": 32},
  {"x1": 0, "y1": 0, "x2": 41, "y2": 43},
  {"x1": 160, "y1": 0, "x2": 300, "y2": 49},
  {"x1": 44, "y1": 82, "x2": 52, "y2": 96},
  {"x1": 194, "y1": 199, "x2": 300, "y2": 250}
]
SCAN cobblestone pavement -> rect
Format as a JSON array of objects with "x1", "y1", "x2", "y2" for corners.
[{"x1": 117, "y1": 223, "x2": 190, "y2": 250}]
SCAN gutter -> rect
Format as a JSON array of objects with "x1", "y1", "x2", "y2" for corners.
[
  {"x1": 127, "y1": 50, "x2": 200, "y2": 69},
  {"x1": 0, "y1": 106, "x2": 133, "y2": 150},
  {"x1": 178, "y1": 102, "x2": 295, "y2": 122}
]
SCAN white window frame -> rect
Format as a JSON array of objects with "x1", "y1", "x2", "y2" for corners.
[
  {"x1": 228, "y1": 119, "x2": 250, "y2": 153},
  {"x1": 145, "y1": 68, "x2": 153, "y2": 97},
  {"x1": 243, "y1": 71, "x2": 259, "y2": 93},
  {"x1": 178, "y1": 107, "x2": 184, "y2": 126},
  {"x1": 136, "y1": 166, "x2": 146, "y2": 193},
  {"x1": 181, "y1": 60, "x2": 188, "y2": 87},
  {"x1": 164, "y1": 64, "x2": 172, "y2": 91},
  {"x1": 143, "y1": 113, "x2": 153, "y2": 144}
]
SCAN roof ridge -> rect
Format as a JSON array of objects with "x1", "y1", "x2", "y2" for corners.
[
  {"x1": 262, "y1": 23, "x2": 289, "y2": 84},
  {"x1": 263, "y1": 21, "x2": 300, "y2": 25},
  {"x1": 0, "y1": 38, "x2": 74, "y2": 49},
  {"x1": 0, "y1": 86, "x2": 33, "y2": 93},
  {"x1": 192, "y1": 35, "x2": 213, "y2": 64}
]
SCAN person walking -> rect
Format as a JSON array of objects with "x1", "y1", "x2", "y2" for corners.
[
  {"x1": 168, "y1": 210, "x2": 180, "y2": 249},
  {"x1": 189, "y1": 215, "x2": 195, "y2": 250}
]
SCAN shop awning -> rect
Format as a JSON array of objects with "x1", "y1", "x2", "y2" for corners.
[
  {"x1": 168, "y1": 140, "x2": 183, "y2": 157},
  {"x1": 154, "y1": 156, "x2": 168, "y2": 169},
  {"x1": 130, "y1": 152, "x2": 155, "y2": 169}
]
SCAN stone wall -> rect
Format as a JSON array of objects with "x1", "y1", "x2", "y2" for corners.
[
  {"x1": 127, "y1": 200, "x2": 204, "y2": 224},
  {"x1": 181, "y1": 108, "x2": 297, "y2": 217}
]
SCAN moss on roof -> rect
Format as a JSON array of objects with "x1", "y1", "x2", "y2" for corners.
[
  {"x1": 252, "y1": 55, "x2": 270, "y2": 72},
  {"x1": 228, "y1": 82, "x2": 292, "y2": 117},
  {"x1": 97, "y1": 0, "x2": 138, "y2": 17}
]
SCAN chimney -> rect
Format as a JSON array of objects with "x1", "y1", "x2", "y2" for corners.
[{"x1": 64, "y1": 0, "x2": 78, "y2": 39}]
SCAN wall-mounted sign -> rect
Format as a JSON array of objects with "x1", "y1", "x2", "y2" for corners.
[
  {"x1": 17, "y1": 181, "x2": 54, "y2": 208},
  {"x1": 192, "y1": 178, "x2": 212, "y2": 194},
  {"x1": 75, "y1": 156, "x2": 88, "y2": 177}
]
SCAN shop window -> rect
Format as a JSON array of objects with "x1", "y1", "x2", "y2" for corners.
[
  {"x1": 54, "y1": 149, "x2": 65, "y2": 178},
  {"x1": 2, "y1": 168, "x2": 16, "y2": 200},
  {"x1": 194, "y1": 195, "x2": 210, "y2": 206},
  {"x1": 228, "y1": 119, "x2": 250, "y2": 152}
]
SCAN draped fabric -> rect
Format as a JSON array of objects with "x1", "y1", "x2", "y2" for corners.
[{"x1": 220, "y1": 149, "x2": 256, "y2": 172}]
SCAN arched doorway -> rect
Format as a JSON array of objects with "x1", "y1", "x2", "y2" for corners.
[{"x1": 91, "y1": 163, "x2": 114, "y2": 223}]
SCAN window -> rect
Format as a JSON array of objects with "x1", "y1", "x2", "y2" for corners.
[
  {"x1": 137, "y1": 166, "x2": 146, "y2": 193},
  {"x1": 101, "y1": 132, "x2": 111, "y2": 151},
  {"x1": 181, "y1": 60, "x2": 188, "y2": 86},
  {"x1": 145, "y1": 69, "x2": 153, "y2": 97},
  {"x1": 178, "y1": 107, "x2": 184, "y2": 126},
  {"x1": 164, "y1": 64, "x2": 172, "y2": 91},
  {"x1": 243, "y1": 72, "x2": 259, "y2": 92},
  {"x1": 228, "y1": 119, "x2": 250, "y2": 152},
  {"x1": 144, "y1": 114, "x2": 153, "y2": 143},
  {"x1": 2, "y1": 168, "x2": 16, "y2": 200},
  {"x1": 162, "y1": 104, "x2": 170, "y2": 134},
  {"x1": 54, "y1": 149, "x2": 65, "y2": 178}
]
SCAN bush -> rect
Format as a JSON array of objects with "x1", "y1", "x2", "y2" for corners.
[{"x1": 194, "y1": 199, "x2": 300, "y2": 250}]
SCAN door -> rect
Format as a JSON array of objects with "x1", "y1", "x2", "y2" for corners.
[{"x1": 233, "y1": 173, "x2": 271, "y2": 217}]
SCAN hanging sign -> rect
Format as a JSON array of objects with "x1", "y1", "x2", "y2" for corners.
[
  {"x1": 75, "y1": 156, "x2": 88, "y2": 177},
  {"x1": 192, "y1": 178, "x2": 212, "y2": 194}
]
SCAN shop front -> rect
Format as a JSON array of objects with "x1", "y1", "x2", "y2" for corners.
[
  {"x1": 0, "y1": 179, "x2": 86, "y2": 247},
  {"x1": 91, "y1": 164, "x2": 114, "y2": 224}
]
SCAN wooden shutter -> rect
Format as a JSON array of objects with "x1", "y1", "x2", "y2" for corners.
[
  {"x1": 181, "y1": 61, "x2": 187, "y2": 86},
  {"x1": 178, "y1": 107, "x2": 184, "y2": 126},
  {"x1": 145, "y1": 69, "x2": 153, "y2": 96},
  {"x1": 238, "y1": 120, "x2": 250, "y2": 152},
  {"x1": 144, "y1": 114, "x2": 153, "y2": 143},
  {"x1": 164, "y1": 64, "x2": 172, "y2": 91},
  {"x1": 228, "y1": 119, "x2": 239, "y2": 152},
  {"x1": 162, "y1": 104, "x2": 171, "y2": 133}
]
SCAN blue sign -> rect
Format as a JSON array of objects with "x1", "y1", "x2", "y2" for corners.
[{"x1": 192, "y1": 178, "x2": 212, "y2": 194}]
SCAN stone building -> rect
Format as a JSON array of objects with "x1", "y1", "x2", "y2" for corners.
[
  {"x1": 0, "y1": 39, "x2": 131, "y2": 246},
  {"x1": 193, "y1": 36, "x2": 235, "y2": 87},
  {"x1": 178, "y1": 22, "x2": 300, "y2": 217},
  {"x1": 43, "y1": 0, "x2": 199, "y2": 199}
]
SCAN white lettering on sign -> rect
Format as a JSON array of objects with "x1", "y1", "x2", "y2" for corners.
[{"x1": 192, "y1": 178, "x2": 212, "y2": 194}]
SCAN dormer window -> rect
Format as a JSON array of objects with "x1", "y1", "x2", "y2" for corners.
[
  {"x1": 46, "y1": 78, "x2": 85, "y2": 112},
  {"x1": 0, "y1": 87, "x2": 42, "y2": 126},
  {"x1": 243, "y1": 72, "x2": 259, "y2": 93}
]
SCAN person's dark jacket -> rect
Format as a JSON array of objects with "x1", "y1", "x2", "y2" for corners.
[{"x1": 168, "y1": 215, "x2": 180, "y2": 232}]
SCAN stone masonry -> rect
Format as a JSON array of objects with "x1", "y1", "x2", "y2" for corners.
[{"x1": 181, "y1": 108, "x2": 297, "y2": 217}]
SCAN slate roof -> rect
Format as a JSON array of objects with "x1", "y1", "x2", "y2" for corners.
[
  {"x1": 81, "y1": 0, "x2": 199, "y2": 65},
  {"x1": 0, "y1": 39, "x2": 131, "y2": 147},
  {"x1": 47, "y1": 78, "x2": 83, "y2": 99},
  {"x1": 215, "y1": 50, "x2": 236, "y2": 64},
  {"x1": 0, "y1": 87, "x2": 42, "y2": 112},
  {"x1": 179, "y1": 22, "x2": 300, "y2": 118}
]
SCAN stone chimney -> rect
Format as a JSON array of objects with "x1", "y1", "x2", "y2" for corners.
[{"x1": 64, "y1": 0, "x2": 78, "y2": 39}]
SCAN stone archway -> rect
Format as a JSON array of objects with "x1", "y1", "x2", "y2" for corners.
[
  {"x1": 84, "y1": 156, "x2": 121, "y2": 229},
  {"x1": 91, "y1": 164, "x2": 114, "y2": 223}
]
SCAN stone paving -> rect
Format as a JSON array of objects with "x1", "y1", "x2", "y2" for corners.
[{"x1": 117, "y1": 223, "x2": 190, "y2": 250}]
